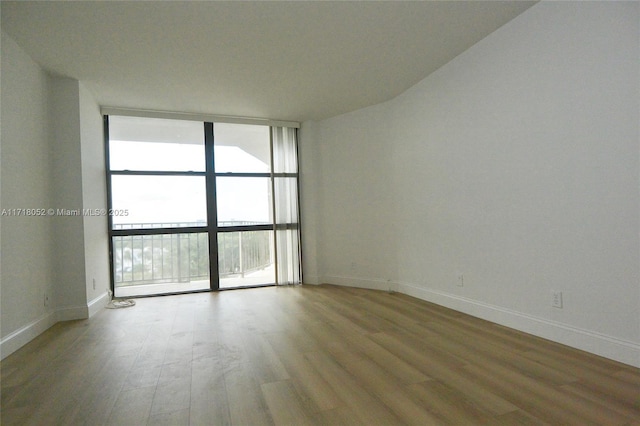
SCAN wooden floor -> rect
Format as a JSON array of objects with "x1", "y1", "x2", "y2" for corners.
[{"x1": 2, "y1": 285, "x2": 639, "y2": 425}]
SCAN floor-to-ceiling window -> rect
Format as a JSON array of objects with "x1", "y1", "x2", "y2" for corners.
[{"x1": 105, "y1": 113, "x2": 300, "y2": 297}]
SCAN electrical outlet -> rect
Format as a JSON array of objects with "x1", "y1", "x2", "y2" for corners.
[
  {"x1": 92, "y1": 278, "x2": 96, "y2": 290},
  {"x1": 456, "y1": 273, "x2": 464, "y2": 287},
  {"x1": 552, "y1": 291, "x2": 563, "y2": 308}
]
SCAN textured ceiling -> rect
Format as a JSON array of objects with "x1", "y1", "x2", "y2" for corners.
[{"x1": 1, "y1": 1, "x2": 536, "y2": 122}]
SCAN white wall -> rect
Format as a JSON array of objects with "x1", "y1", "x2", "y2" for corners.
[
  {"x1": 304, "y1": 2, "x2": 640, "y2": 366},
  {"x1": 0, "y1": 33, "x2": 109, "y2": 358},
  {"x1": 79, "y1": 83, "x2": 111, "y2": 313},
  {"x1": 49, "y1": 77, "x2": 88, "y2": 319},
  {"x1": 312, "y1": 102, "x2": 399, "y2": 291},
  {"x1": 48, "y1": 78, "x2": 111, "y2": 319},
  {"x1": 1, "y1": 32, "x2": 56, "y2": 356}
]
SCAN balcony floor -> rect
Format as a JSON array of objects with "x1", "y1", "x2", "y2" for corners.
[{"x1": 114, "y1": 265, "x2": 275, "y2": 297}]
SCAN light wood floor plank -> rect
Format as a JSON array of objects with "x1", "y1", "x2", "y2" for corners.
[
  {"x1": 1, "y1": 284, "x2": 638, "y2": 425},
  {"x1": 224, "y1": 359, "x2": 274, "y2": 426},
  {"x1": 106, "y1": 386, "x2": 155, "y2": 426},
  {"x1": 261, "y1": 380, "x2": 316, "y2": 426},
  {"x1": 406, "y1": 380, "x2": 497, "y2": 425},
  {"x1": 148, "y1": 408, "x2": 191, "y2": 426},
  {"x1": 365, "y1": 332, "x2": 520, "y2": 415},
  {"x1": 304, "y1": 350, "x2": 405, "y2": 425},
  {"x1": 329, "y1": 349, "x2": 443, "y2": 425},
  {"x1": 265, "y1": 332, "x2": 343, "y2": 413},
  {"x1": 190, "y1": 355, "x2": 231, "y2": 426}
]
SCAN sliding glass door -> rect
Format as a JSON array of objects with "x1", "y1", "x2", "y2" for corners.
[
  {"x1": 214, "y1": 123, "x2": 276, "y2": 288},
  {"x1": 105, "y1": 114, "x2": 300, "y2": 297}
]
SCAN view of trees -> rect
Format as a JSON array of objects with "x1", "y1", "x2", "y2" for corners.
[{"x1": 113, "y1": 229, "x2": 272, "y2": 287}]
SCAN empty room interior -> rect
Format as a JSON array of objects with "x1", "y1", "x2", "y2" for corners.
[{"x1": 1, "y1": 1, "x2": 639, "y2": 425}]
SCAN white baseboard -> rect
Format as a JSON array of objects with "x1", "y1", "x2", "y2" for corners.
[
  {"x1": 322, "y1": 274, "x2": 393, "y2": 292},
  {"x1": 56, "y1": 305, "x2": 89, "y2": 322},
  {"x1": 87, "y1": 291, "x2": 110, "y2": 317},
  {"x1": 1, "y1": 293, "x2": 109, "y2": 360},
  {"x1": 302, "y1": 275, "x2": 320, "y2": 285},
  {"x1": 0, "y1": 311, "x2": 57, "y2": 360},
  {"x1": 398, "y1": 282, "x2": 640, "y2": 368}
]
